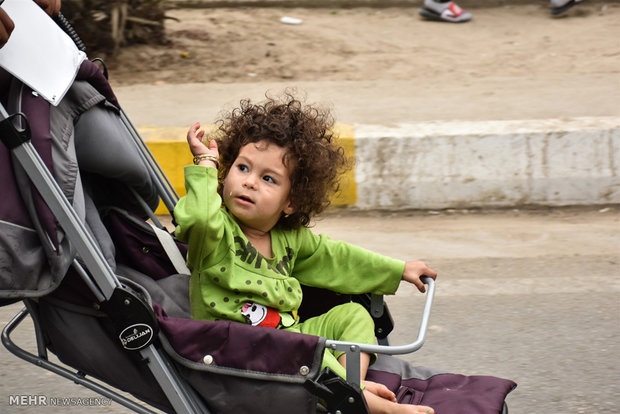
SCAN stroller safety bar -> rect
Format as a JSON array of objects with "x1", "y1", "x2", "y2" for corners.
[{"x1": 325, "y1": 276, "x2": 435, "y2": 388}]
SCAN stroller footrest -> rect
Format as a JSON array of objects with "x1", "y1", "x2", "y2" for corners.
[{"x1": 304, "y1": 368, "x2": 368, "y2": 414}]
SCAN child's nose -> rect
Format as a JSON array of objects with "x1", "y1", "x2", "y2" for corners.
[{"x1": 243, "y1": 174, "x2": 258, "y2": 189}]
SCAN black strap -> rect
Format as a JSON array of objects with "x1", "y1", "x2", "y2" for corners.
[{"x1": 0, "y1": 111, "x2": 30, "y2": 150}]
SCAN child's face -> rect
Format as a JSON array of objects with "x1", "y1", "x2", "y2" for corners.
[{"x1": 222, "y1": 140, "x2": 295, "y2": 233}]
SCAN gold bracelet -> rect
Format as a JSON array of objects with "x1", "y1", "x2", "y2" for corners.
[{"x1": 193, "y1": 154, "x2": 219, "y2": 167}]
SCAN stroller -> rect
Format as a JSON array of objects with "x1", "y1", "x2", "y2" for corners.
[{"x1": 0, "y1": 9, "x2": 516, "y2": 414}]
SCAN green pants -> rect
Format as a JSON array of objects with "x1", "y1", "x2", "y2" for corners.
[{"x1": 285, "y1": 302, "x2": 376, "y2": 380}]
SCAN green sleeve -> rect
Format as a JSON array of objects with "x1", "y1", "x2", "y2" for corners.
[
  {"x1": 173, "y1": 166, "x2": 226, "y2": 271},
  {"x1": 290, "y1": 228, "x2": 404, "y2": 295}
]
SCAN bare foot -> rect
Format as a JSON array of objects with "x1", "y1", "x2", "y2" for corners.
[
  {"x1": 363, "y1": 388, "x2": 434, "y2": 414},
  {"x1": 363, "y1": 380, "x2": 396, "y2": 402}
]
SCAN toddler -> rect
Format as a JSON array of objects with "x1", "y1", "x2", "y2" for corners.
[{"x1": 174, "y1": 93, "x2": 437, "y2": 414}]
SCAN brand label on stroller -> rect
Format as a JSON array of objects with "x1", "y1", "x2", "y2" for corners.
[{"x1": 119, "y1": 323, "x2": 154, "y2": 350}]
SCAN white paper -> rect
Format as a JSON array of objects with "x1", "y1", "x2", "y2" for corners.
[
  {"x1": 280, "y1": 16, "x2": 303, "y2": 25},
  {"x1": 0, "y1": 0, "x2": 86, "y2": 106}
]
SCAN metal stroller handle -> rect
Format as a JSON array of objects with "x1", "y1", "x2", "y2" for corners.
[{"x1": 324, "y1": 276, "x2": 436, "y2": 388}]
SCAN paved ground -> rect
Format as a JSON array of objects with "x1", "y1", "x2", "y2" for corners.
[
  {"x1": 317, "y1": 207, "x2": 620, "y2": 414},
  {"x1": 1, "y1": 206, "x2": 619, "y2": 413}
]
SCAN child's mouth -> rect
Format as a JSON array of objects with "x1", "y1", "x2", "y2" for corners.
[{"x1": 236, "y1": 195, "x2": 254, "y2": 204}]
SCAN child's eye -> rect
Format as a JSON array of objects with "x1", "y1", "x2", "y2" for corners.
[
  {"x1": 238, "y1": 164, "x2": 249, "y2": 172},
  {"x1": 263, "y1": 175, "x2": 275, "y2": 184}
]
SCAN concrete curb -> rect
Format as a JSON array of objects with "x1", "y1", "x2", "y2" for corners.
[
  {"x1": 142, "y1": 116, "x2": 620, "y2": 212},
  {"x1": 353, "y1": 117, "x2": 620, "y2": 210}
]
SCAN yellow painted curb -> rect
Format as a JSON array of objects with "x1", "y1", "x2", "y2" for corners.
[
  {"x1": 332, "y1": 123, "x2": 357, "y2": 207},
  {"x1": 138, "y1": 124, "x2": 357, "y2": 215}
]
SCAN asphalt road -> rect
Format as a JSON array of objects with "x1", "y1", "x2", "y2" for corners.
[
  {"x1": 319, "y1": 207, "x2": 620, "y2": 414},
  {"x1": 1, "y1": 206, "x2": 618, "y2": 413}
]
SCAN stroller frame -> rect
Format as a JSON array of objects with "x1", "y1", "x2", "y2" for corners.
[
  {"x1": 0, "y1": 100, "x2": 209, "y2": 414},
  {"x1": 0, "y1": 93, "x2": 438, "y2": 413}
]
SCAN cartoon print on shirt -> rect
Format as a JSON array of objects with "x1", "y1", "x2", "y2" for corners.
[{"x1": 241, "y1": 302, "x2": 281, "y2": 328}]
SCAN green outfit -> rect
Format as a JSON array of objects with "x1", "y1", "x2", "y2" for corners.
[{"x1": 174, "y1": 165, "x2": 405, "y2": 378}]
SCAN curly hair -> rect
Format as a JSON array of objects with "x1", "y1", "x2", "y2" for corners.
[{"x1": 211, "y1": 92, "x2": 349, "y2": 229}]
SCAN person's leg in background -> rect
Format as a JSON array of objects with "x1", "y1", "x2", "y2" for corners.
[
  {"x1": 419, "y1": 0, "x2": 473, "y2": 23},
  {"x1": 550, "y1": 0, "x2": 585, "y2": 15}
]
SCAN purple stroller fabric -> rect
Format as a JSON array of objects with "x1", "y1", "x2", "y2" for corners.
[
  {"x1": 367, "y1": 355, "x2": 516, "y2": 413},
  {"x1": 154, "y1": 303, "x2": 322, "y2": 378}
]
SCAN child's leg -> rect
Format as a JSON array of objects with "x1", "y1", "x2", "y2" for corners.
[
  {"x1": 338, "y1": 352, "x2": 435, "y2": 414},
  {"x1": 292, "y1": 302, "x2": 376, "y2": 380},
  {"x1": 337, "y1": 352, "x2": 395, "y2": 400},
  {"x1": 294, "y1": 302, "x2": 376, "y2": 368},
  {"x1": 292, "y1": 303, "x2": 435, "y2": 414},
  {"x1": 335, "y1": 349, "x2": 434, "y2": 414}
]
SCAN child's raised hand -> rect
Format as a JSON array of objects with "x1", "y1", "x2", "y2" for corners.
[
  {"x1": 402, "y1": 260, "x2": 437, "y2": 293},
  {"x1": 187, "y1": 122, "x2": 219, "y2": 161}
]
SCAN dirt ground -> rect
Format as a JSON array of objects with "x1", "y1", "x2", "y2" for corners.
[{"x1": 104, "y1": 2, "x2": 620, "y2": 120}]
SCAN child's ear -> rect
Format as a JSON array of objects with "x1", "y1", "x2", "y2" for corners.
[{"x1": 283, "y1": 202, "x2": 295, "y2": 216}]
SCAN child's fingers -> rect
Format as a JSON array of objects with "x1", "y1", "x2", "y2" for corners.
[
  {"x1": 415, "y1": 261, "x2": 437, "y2": 280},
  {"x1": 403, "y1": 260, "x2": 437, "y2": 292},
  {"x1": 209, "y1": 139, "x2": 218, "y2": 152},
  {"x1": 187, "y1": 122, "x2": 204, "y2": 144},
  {"x1": 413, "y1": 278, "x2": 426, "y2": 293},
  {"x1": 187, "y1": 122, "x2": 199, "y2": 138},
  {"x1": 424, "y1": 265, "x2": 438, "y2": 280}
]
